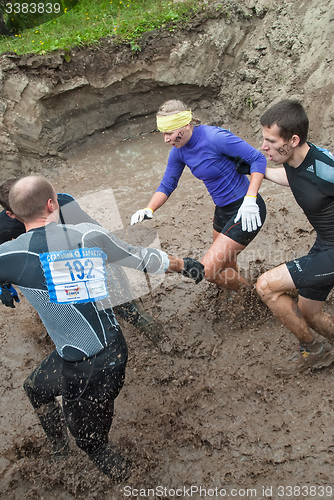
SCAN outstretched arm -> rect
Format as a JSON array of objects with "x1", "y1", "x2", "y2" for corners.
[
  {"x1": 131, "y1": 191, "x2": 168, "y2": 225},
  {"x1": 131, "y1": 149, "x2": 185, "y2": 225},
  {"x1": 145, "y1": 191, "x2": 168, "y2": 212},
  {"x1": 264, "y1": 167, "x2": 289, "y2": 186},
  {"x1": 246, "y1": 171, "x2": 265, "y2": 197},
  {"x1": 84, "y1": 225, "x2": 205, "y2": 284}
]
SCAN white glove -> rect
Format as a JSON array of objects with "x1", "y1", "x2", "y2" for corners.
[
  {"x1": 130, "y1": 207, "x2": 154, "y2": 225},
  {"x1": 234, "y1": 196, "x2": 261, "y2": 232}
]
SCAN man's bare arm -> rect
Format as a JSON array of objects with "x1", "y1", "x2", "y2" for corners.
[{"x1": 265, "y1": 167, "x2": 289, "y2": 186}]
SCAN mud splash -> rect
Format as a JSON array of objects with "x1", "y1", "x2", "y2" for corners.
[{"x1": 1, "y1": 127, "x2": 334, "y2": 500}]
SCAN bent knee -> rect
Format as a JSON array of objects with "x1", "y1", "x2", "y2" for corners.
[
  {"x1": 201, "y1": 254, "x2": 229, "y2": 282},
  {"x1": 202, "y1": 262, "x2": 224, "y2": 283},
  {"x1": 257, "y1": 265, "x2": 295, "y2": 302},
  {"x1": 256, "y1": 273, "x2": 274, "y2": 302},
  {"x1": 204, "y1": 267, "x2": 216, "y2": 282},
  {"x1": 200, "y1": 257, "x2": 215, "y2": 282}
]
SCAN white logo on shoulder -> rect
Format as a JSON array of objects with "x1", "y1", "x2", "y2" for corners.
[{"x1": 293, "y1": 259, "x2": 303, "y2": 272}]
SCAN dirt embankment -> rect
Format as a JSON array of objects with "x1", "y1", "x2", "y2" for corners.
[{"x1": 0, "y1": 0, "x2": 334, "y2": 178}]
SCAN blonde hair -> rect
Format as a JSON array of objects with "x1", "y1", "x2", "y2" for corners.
[{"x1": 157, "y1": 100, "x2": 201, "y2": 126}]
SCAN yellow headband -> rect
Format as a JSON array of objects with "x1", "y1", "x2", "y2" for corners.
[{"x1": 156, "y1": 110, "x2": 192, "y2": 132}]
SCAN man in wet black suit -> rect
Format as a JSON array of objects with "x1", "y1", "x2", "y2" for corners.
[
  {"x1": 0, "y1": 175, "x2": 204, "y2": 479},
  {"x1": 0, "y1": 178, "x2": 164, "y2": 343}
]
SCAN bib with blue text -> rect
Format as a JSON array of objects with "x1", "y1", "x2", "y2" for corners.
[{"x1": 40, "y1": 247, "x2": 108, "y2": 304}]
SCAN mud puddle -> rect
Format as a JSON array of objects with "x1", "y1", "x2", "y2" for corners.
[{"x1": 1, "y1": 130, "x2": 334, "y2": 500}]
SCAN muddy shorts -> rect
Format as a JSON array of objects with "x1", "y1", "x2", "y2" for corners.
[
  {"x1": 213, "y1": 194, "x2": 266, "y2": 246},
  {"x1": 24, "y1": 329, "x2": 127, "y2": 446},
  {"x1": 61, "y1": 333, "x2": 128, "y2": 448},
  {"x1": 286, "y1": 238, "x2": 334, "y2": 301}
]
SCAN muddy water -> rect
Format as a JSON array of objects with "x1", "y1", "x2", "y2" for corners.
[
  {"x1": 3, "y1": 128, "x2": 334, "y2": 500},
  {"x1": 62, "y1": 127, "x2": 295, "y2": 281},
  {"x1": 64, "y1": 130, "x2": 207, "y2": 229},
  {"x1": 62, "y1": 130, "x2": 210, "y2": 302}
]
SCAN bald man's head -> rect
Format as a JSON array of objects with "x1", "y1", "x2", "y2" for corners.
[{"x1": 9, "y1": 176, "x2": 57, "y2": 223}]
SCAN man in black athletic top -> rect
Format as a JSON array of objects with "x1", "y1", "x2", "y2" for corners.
[
  {"x1": 256, "y1": 100, "x2": 334, "y2": 376},
  {"x1": 0, "y1": 175, "x2": 204, "y2": 480},
  {"x1": 0, "y1": 178, "x2": 164, "y2": 343}
]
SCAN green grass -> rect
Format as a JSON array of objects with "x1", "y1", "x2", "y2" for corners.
[{"x1": 0, "y1": 0, "x2": 202, "y2": 56}]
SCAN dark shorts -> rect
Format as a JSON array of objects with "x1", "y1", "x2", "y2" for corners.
[
  {"x1": 213, "y1": 194, "x2": 266, "y2": 246},
  {"x1": 286, "y1": 238, "x2": 334, "y2": 301},
  {"x1": 24, "y1": 330, "x2": 128, "y2": 447},
  {"x1": 24, "y1": 331, "x2": 128, "y2": 407}
]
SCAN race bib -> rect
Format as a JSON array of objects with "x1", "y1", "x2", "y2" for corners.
[{"x1": 40, "y1": 247, "x2": 108, "y2": 304}]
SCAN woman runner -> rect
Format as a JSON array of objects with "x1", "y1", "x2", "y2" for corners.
[{"x1": 131, "y1": 100, "x2": 267, "y2": 291}]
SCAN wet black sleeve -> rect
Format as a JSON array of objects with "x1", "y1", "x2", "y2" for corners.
[
  {"x1": 0, "y1": 210, "x2": 25, "y2": 244},
  {"x1": 79, "y1": 224, "x2": 169, "y2": 274},
  {"x1": 57, "y1": 193, "x2": 100, "y2": 226}
]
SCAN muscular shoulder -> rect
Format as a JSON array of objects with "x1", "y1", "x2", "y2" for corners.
[
  {"x1": 66, "y1": 222, "x2": 113, "y2": 246},
  {"x1": 195, "y1": 125, "x2": 227, "y2": 143},
  {"x1": 73, "y1": 221, "x2": 109, "y2": 235},
  {"x1": 291, "y1": 144, "x2": 334, "y2": 185},
  {"x1": 310, "y1": 144, "x2": 334, "y2": 183},
  {"x1": 205, "y1": 126, "x2": 239, "y2": 149}
]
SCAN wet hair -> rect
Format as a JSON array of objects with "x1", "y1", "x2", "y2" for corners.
[
  {"x1": 260, "y1": 100, "x2": 309, "y2": 145},
  {"x1": 9, "y1": 175, "x2": 56, "y2": 223},
  {"x1": 0, "y1": 178, "x2": 18, "y2": 212},
  {"x1": 157, "y1": 100, "x2": 201, "y2": 126}
]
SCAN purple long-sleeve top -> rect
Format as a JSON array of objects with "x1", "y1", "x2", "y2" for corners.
[{"x1": 156, "y1": 125, "x2": 266, "y2": 207}]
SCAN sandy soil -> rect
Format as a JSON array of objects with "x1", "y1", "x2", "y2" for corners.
[{"x1": 1, "y1": 130, "x2": 334, "y2": 500}]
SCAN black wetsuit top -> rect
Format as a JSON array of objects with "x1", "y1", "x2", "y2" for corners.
[
  {"x1": 284, "y1": 144, "x2": 334, "y2": 244},
  {"x1": 0, "y1": 193, "x2": 96, "y2": 244},
  {"x1": 0, "y1": 222, "x2": 169, "y2": 361}
]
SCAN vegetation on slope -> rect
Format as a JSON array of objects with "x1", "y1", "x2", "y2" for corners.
[{"x1": 0, "y1": 0, "x2": 203, "y2": 55}]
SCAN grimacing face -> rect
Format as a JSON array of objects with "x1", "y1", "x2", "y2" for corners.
[
  {"x1": 162, "y1": 124, "x2": 191, "y2": 148},
  {"x1": 261, "y1": 124, "x2": 295, "y2": 164}
]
